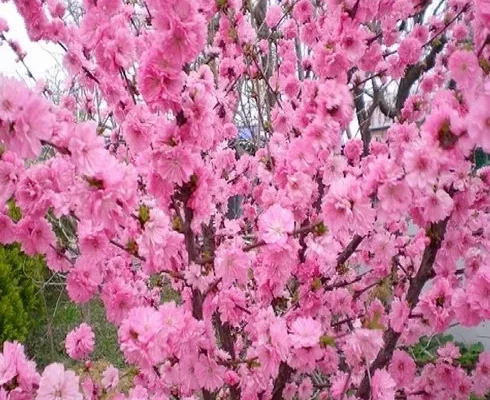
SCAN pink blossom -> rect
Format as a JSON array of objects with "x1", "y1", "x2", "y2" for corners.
[
  {"x1": 344, "y1": 139, "x2": 363, "y2": 164},
  {"x1": 100, "y1": 278, "x2": 139, "y2": 324},
  {"x1": 0, "y1": 151, "x2": 22, "y2": 204},
  {"x1": 398, "y1": 37, "x2": 422, "y2": 65},
  {"x1": 330, "y1": 372, "x2": 350, "y2": 400},
  {"x1": 371, "y1": 369, "x2": 396, "y2": 400},
  {"x1": 0, "y1": 213, "x2": 16, "y2": 245},
  {"x1": 377, "y1": 180, "x2": 412, "y2": 222},
  {"x1": 418, "y1": 278, "x2": 454, "y2": 332},
  {"x1": 412, "y1": 25, "x2": 429, "y2": 43},
  {"x1": 283, "y1": 383, "x2": 297, "y2": 400},
  {"x1": 452, "y1": 288, "x2": 481, "y2": 326},
  {"x1": 341, "y1": 30, "x2": 366, "y2": 63},
  {"x1": 136, "y1": 45, "x2": 184, "y2": 111},
  {"x1": 218, "y1": 288, "x2": 248, "y2": 325},
  {"x1": 118, "y1": 306, "x2": 165, "y2": 368},
  {"x1": 0, "y1": 18, "x2": 8, "y2": 32},
  {"x1": 285, "y1": 171, "x2": 316, "y2": 205},
  {"x1": 467, "y1": 269, "x2": 490, "y2": 319},
  {"x1": 454, "y1": 370, "x2": 472, "y2": 399},
  {"x1": 287, "y1": 138, "x2": 318, "y2": 173},
  {"x1": 265, "y1": 5, "x2": 282, "y2": 27},
  {"x1": 390, "y1": 299, "x2": 410, "y2": 333},
  {"x1": 322, "y1": 176, "x2": 374, "y2": 236},
  {"x1": 0, "y1": 341, "x2": 39, "y2": 397},
  {"x1": 68, "y1": 122, "x2": 108, "y2": 175},
  {"x1": 0, "y1": 76, "x2": 53, "y2": 159},
  {"x1": 101, "y1": 365, "x2": 119, "y2": 390},
  {"x1": 214, "y1": 246, "x2": 250, "y2": 287},
  {"x1": 0, "y1": 342, "x2": 24, "y2": 386},
  {"x1": 344, "y1": 328, "x2": 384, "y2": 363},
  {"x1": 80, "y1": 375, "x2": 98, "y2": 400},
  {"x1": 473, "y1": 351, "x2": 490, "y2": 396},
  {"x1": 224, "y1": 370, "x2": 240, "y2": 387},
  {"x1": 467, "y1": 92, "x2": 490, "y2": 152},
  {"x1": 36, "y1": 363, "x2": 82, "y2": 400},
  {"x1": 1, "y1": 2, "x2": 489, "y2": 399},
  {"x1": 313, "y1": 45, "x2": 349, "y2": 80},
  {"x1": 161, "y1": 21, "x2": 206, "y2": 65},
  {"x1": 78, "y1": 222, "x2": 108, "y2": 260},
  {"x1": 65, "y1": 323, "x2": 95, "y2": 360},
  {"x1": 16, "y1": 166, "x2": 51, "y2": 217},
  {"x1": 66, "y1": 257, "x2": 102, "y2": 304},
  {"x1": 258, "y1": 204, "x2": 294, "y2": 245},
  {"x1": 297, "y1": 377, "x2": 313, "y2": 400},
  {"x1": 389, "y1": 350, "x2": 416, "y2": 388},
  {"x1": 319, "y1": 346, "x2": 339, "y2": 375},
  {"x1": 448, "y1": 49, "x2": 481, "y2": 91},
  {"x1": 437, "y1": 342, "x2": 460, "y2": 363},
  {"x1": 16, "y1": 217, "x2": 56, "y2": 256},
  {"x1": 300, "y1": 22, "x2": 319, "y2": 46},
  {"x1": 404, "y1": 142, "x2": 438, "y2": 189},
  {"x1": 418, "y1": 189, "x2": 454, "y2": 223},
  {"x1": 289, "y1": 317, "x2": 322, "y2": 348},
  {"x1": 293, "y1": 0, "x2": 314, "y2": 23},
  {"x1": 152, "y1": 146, "x2": 195, "y2": 186},
  {"x1": 195, "y1": 355, "x2": 225, "y2": 391},
  {"x1": 288, "y1": 346, "x2": 323, "y2": 372},
  {"x1": 122, "y1": 105, "x2": 156, "y2": 153},
  {"x1": 476, "y1": 0, "x2": 490, "y2": 24}
]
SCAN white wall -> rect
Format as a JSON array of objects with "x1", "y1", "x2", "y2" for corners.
[{"x1": 449, "y1": 323, "x2": 490, "y2": 350}]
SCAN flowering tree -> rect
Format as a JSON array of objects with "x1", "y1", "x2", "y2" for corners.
[{"x1": 1, "y1": 0, "x2": 490, "y2": 399}]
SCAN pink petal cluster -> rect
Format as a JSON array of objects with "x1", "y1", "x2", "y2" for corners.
[
  {"x1": 289, "y1": 317, "x2": 322, "y2": 348},
  {"x1": 36, "y1": 364, "x2": 82, "y2": 400},
  {"x1": 65, "y1": 323, "x2": 95, "y2": 360},
  {"x1": 258, "y1": 204, "x2": 295, "y2": 245},
  {"x1": 371, "y1": 369, "x2": 396, "y2": 400},
  {"x1": 0, "y1": 76, "x2": 53, "y2": 159},
  {"x1": 0, "y1": 342, "x2": 39, "y2": 398}
]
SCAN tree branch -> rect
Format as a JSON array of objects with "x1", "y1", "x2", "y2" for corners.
[
  {"x1": 337, "y1": 234, "x2": 364, "y2": 266},
  {"x1": 271, "y1": 362, "x2": 293, "y2": 400},
  {"x1": 356, "y1": 218, "x2": 449, "y2": 399},
  {"x1": 196, "y1": 221, "x2": 322, "y2": 265},
  {"x1": 395, "y1": 37, "x2": 446, "y2": 112}
]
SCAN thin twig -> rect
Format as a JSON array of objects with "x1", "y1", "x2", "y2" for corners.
[
  {"x1": 422, "y1": 3, "x2": 470, "y2": 48},
  {"x1": 196, "y1": 221, "x2": 322, "y2": 265}
]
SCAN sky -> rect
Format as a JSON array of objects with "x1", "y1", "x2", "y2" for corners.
[{"x1": 0, "y1": 3, "x2": 61, "y2": 84}]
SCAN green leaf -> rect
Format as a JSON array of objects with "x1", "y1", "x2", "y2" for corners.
[
  {"x1": 7, "y1": 198, "x2": 22, "y2": 223},
  {"x1": 138, "y1": 204, "x2": 151, "y2": 227}
]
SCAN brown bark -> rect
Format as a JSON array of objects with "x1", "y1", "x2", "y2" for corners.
[
  {"x1": 356, "y1": 219, "x2": 449, "y2": 399},
  {"x1": 271, "y1": 362, "x2": 293, "y2": 400}
]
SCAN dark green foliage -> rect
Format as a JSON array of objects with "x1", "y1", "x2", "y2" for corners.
[
  {"x1": 0, "y1": 244, "x2": 123, "y2": 369},
  {"x1": 474, "y1": 148, "x2": 490, "y2": 170},
  {"x1": 410, "y1": 334, "x2": 484, "y2": 371},
  {"x1": 6, "y1": 198, "x2": 22, "y2": 223},
  {"x1": 458, "y1": 341, "x2": 485, "y2": 369},
  {"x1": 0, "y1": 244, "x2": 46, "y2": 344}
]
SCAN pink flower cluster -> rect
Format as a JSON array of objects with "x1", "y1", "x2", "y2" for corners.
[
  {"x1": 65, "y1": 323, "x2": 95, "y2": 360},
  {"x1": 0, "y1": 76, "x2": 53, "y2": 159}
]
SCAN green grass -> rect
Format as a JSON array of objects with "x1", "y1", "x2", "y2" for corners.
[
  {"x1": 25, "y1": 285, "x2": 124, "y2": 369},
  {"x1": 24, "y1": 275, "x2": 182, "y2": 370},
  {"x1": 409, "y1": 333, "x2": 484, "y2": 371}
]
